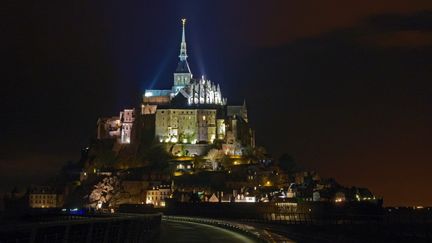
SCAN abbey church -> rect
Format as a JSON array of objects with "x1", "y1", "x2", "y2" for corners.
[{"x1": 97, "y1": 19, "x2": 255, "y2": 156}]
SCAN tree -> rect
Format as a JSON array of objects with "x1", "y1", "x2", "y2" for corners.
[
  {"x1": 219, "y1": 154, "x2": 232, "y2": 170},
  {"x1": 93, "y1": 148, "x2": 117, "y2": 169},
  {"x1": 189, "y1": 192, "x2": 201, "y2": 203},
  {"x1": 211, "y1": 139, "x2": 224, "y2": 149},
  {"x1": 205, "y1": 149, "x2": 224, "y2": 170},
  {"x1": 87, "y1": 176, "x2": 121, "y2": 209},
  {"x1": 140, "y1": 142, "x2": 171, "y2": 170},
  {"x1": 243, "y1": 146, "x2": 267, "y2": 163}
]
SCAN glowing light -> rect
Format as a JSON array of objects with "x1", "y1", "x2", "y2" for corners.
[
  {"x1": 170, "y1": 137, "x2": 178, "y2": 143},
  {"x1": 245, "y1": 196, "x2": 256, "y2": 203},
  {"x1": 144, "y1": 91, "x2": 153, "y2": 97},
  {"x1": 177, "y1": 164, "x2": 185, "y2": 169},
  {"x1": 174, "y1": 171, "x2": 183, "y2": 176}
]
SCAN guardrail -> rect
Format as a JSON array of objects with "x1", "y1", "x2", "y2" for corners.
[
  {"x1": 0, "y1": 213, "x2": 162, "y2": 243},
  {"x1": 164, "y1": 213, "x2": 432, "y2": 242},
  {"x1": 240, "y1": 214, "x2": 432, "y2": 242},
  {"x1": 163, "y1": 215, "x2": 291, "y2": 242}
]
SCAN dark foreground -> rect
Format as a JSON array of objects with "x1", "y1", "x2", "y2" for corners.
[
  {"x1": 157, "y1": 219, "x2": 260, "y2": 243},
  {"x1": 1, "y1": 211, "x2": 431, "y2": 243},
  {"x1": 0, "y1": 213, "x2": 161, "y2": 242}
]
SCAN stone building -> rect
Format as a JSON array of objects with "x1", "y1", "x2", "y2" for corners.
[
  {"x1": 97, "y1": 108, "x2": 135, "y2": 144},
  {"x1": 28, "y1": 186, "x2": 63, "y2": 208},
  {"x1": 142, "y1": 19, "x2": 254, "y2": 150},
  {"x1": 145, "y1": 183, "x2": 171, "y2": 207},
  {"x1": 97, "y1": 19, "x2": 255, "y2": 155},
  {"x1": 97, "y1": 116, "x2": 120, "y2": 139},
  {"x1": 120, "y1": 108, "x2": 135, "y2": 144}
]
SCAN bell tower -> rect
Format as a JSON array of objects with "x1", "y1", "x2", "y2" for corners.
[{"x1": 173, "y1": 18, "x2": 192, "y2": 93}]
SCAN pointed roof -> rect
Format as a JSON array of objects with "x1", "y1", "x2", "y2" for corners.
[
  {"x1": 176, "y1": 18, "x2": 192, "y2": 74},
  {"x1": 176, "y1": 60, "x2": 191, "y2": 73},
  {"x1": 179, "y1": 18, "x2": 188, "y2": 61}
]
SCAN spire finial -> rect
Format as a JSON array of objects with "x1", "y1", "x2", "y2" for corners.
[{"x1": 179, "y1": 18, "x2": 188, "y2": 61}]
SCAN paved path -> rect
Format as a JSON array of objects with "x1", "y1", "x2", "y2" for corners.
[{"x1": 157, "y1": 218, "x2": 260, "y2": 243}]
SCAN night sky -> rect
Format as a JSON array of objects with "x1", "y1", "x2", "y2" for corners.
[{"x1": 3, "y1": 1, "x2": 432, "y2": 206}]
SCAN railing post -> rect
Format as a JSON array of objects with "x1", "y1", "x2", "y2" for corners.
[
  {"x1": 86, "y1": 223, "x2": 93, "y2": 243},
  {"x1": 103, "y1": 222, "x2": 110, "y2": 243},
  {"x1": 30, "y1": 227, "x2": 37, "y2": 243},
  {"x1": 63, "y1": 224, "x2": 70, "y2": 243}
]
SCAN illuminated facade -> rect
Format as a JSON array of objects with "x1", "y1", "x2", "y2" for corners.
[
  {"x1": 28, "y1": 186, "x2": 63, "y2": 208},
  {"x1": 97, "y1": 116, "x2": 120, "y2": 139},
  {"x1": 97, "y1": 108, "x2": 135, "y2": 144},
  {"x1": 120, "y1": 108, "x2": 135, "y2": 144},
  {"x1": 146, "y1": 184, "x2": 171, "y2": 207},
  {"x1": 155, "y1": 109, "x2": 198, "y2": 143},
  {"x1": 154, "y1": 109, "x2": 220, "y2": 144}
]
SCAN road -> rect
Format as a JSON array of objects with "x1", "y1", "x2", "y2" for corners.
[{"x1": 156, "y1": 218, "x2": 261, "y2": 243}]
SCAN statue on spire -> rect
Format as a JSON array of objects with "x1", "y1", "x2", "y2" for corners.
[{"x1": 179, "y1": 18, "x2": 188, "y2": 61}]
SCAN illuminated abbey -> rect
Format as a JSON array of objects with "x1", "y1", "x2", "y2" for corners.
[
  {"x1": 97, "y1": 19, "x2": 254, "y2": 156},
  {"x1": 145, "y1": 19, "x2": 226, "y2": 106}
]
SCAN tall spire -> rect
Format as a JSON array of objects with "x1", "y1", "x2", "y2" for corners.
[
  {"x1": 179, "y1": 18, "x2": 188, "y2": 61},
  {"x1": 173, "y1": 18, "x2": 192, "y2": 90}
]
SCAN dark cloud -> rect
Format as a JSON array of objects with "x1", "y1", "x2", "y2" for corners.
[
  {"x1": 228, "y1": 11, "x2": 432, "y2": 206},
  {"x1": 358, "y1": 11, "x2": 432, "y2": 47},
  {"x1": 362, "y1": 30, "x2": 432, "y2": 47},
  {"x1": 226, "y1": 1, "x2": 432, "y2": 46}
]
